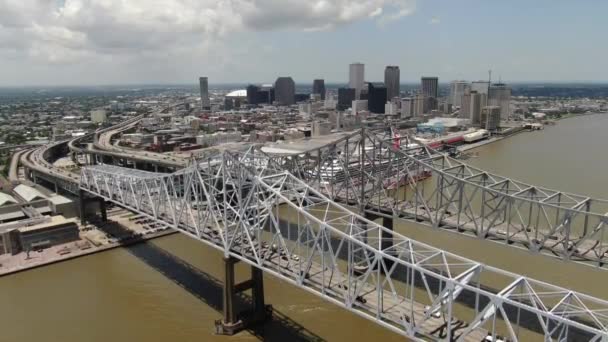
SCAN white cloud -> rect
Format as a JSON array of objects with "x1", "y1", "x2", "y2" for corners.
[{"x1": 0, "y1": 0, "x2": 416, "y2": 64}]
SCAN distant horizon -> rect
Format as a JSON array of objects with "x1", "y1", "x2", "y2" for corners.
[{"x1": 3, "y1": 80, "x2": 608, "y2": 90}]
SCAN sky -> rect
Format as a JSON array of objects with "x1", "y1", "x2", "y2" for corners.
[{"x1": 1, "y1": 0, "x2": 607, "y2": 86}]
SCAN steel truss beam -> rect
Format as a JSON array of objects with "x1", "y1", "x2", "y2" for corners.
[
  {"x1": 80, "y1": 148, "x2": 608, "y2": 341},
  {"x1": 271, "y1": 129, "x2": 608, "y2": 269}
]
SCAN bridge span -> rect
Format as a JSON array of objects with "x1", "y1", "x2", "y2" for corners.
[
  {"x1": 262, "y1": 129, "x2": 608, "y2": 270},
  {"x1": 79, "y1": 146, "x2": 608, "y2": 341}
]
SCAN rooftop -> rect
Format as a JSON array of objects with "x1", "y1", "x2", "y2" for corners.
[
  {"x1": 14, "y1": 185, "x2": 47, "y2": 202},
  {"x1": 0, "y1": 193, "x2": 18, "y2": 207}
]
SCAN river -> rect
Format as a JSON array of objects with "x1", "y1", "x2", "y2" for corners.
[{"x1": 1, "y1": 114, "x2": 607, "y2": 341}]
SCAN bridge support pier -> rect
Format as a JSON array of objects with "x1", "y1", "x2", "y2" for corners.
[
  {"x1": 79, "y1": 190, "x2": 108, "y2": 225},
  {"x1": 99, "y1": 198, "x2": 107, "y2": 222},
  {"x1": 381, "y1": 216, "x2": 394, "y2": 251},
  {"x1": 359, "y1": 212, "x2": 394, "y2": 272},
  {"x1": 79, "y1": 189, "x2": 86, "y2": 226},
  {"x1": 215, "y1": 257, "x2": 270, "y2": 335}
]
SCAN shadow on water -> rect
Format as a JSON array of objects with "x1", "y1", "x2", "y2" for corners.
[{"x1": 123, "y1": 239, "x2": 326, "y2": 342}]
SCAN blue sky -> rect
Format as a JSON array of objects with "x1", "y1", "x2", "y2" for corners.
[
  {"x1": 257, "y1": 0, "x2": 608, "y2": 84},
  {"x1": 0, "y1": 0, "x2": 607, "y2": 86}
]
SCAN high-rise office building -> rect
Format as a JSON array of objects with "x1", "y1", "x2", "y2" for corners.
[
  {"x1": 260, "y1": 84, "x2": 275, "y2": 104},
  {"x1": 471, "y1": 81, "x2": 490, "y2": 95},
  {"x1": 489, "y1": 83, "x2": 512, "y2": 120},
  {"x1": 470, "y1": 91, "x2": 485, "y2": 125},
  {"x1": 312, "y1": 79, "x2": 326, "y2": 100},
  {"x1": 199, "y1": 77, "x2": 210, "y2": 110},
  {"x1": 337, "y1": 88, "x2": 356, "y2": 111},
  {"x1": 461, "y1": 90, "x2": 487, "y2": 123},
  {"x1": 274, "y1": 77, "x2": 295, "y2": 106},
  {"x1": 421, "y1": 77, "x2": 439, "y2": 98},
  {"x1": 367, "y1": 83, "x2": 387, "y2": 114},
  {"x1": 461, "y1": 91, "x2": 471, "y2": 118},
  {"x1": 384, "y1": 66, "x2": 400, "y2": 100},
  {"x1": 449, "y1": 81, "x2": 469, "y2": 107},
  {"x1": 349, "y1": 63, "x2": 365, "y2": 99},
  {"x1": 481, "y1": 106, "x2": 501, "y2": 130},
  {"x1": 247, "y1": 84, "x2": 274, "y2": 105},
  {"x1": 246, "y1": 84, "x2": 260, "y2": 105}
]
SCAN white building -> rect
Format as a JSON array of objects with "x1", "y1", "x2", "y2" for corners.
[
  {"x1": 349, "y1": 63, "x2": 365, "y2": 99},
  {"x1": 352, "y1": 100, "x2": 368, "y2": 114},
  {"x1": 196, "y1": 132, "x2": 242, "y2": 147},
  {"x1": 413, "y1": 94, "x2": 425, "y2": 117},
  {"x1": 401, "y1": 98, "x2": 413, "y2": 118},
  {"x1": 312, "y1": 121, "x2": 332, "y2": 136},
  {"x1": 298, "y1": 103, "x2": 312, "y2": 115},
  {"x1": 385, "y1": 102, "x2": 399, "y2": 115},
  {"x1": 324, "y1": 95, "x2": 337, "y2": 110},
  {"x1": 449, "y1": 81, "x2": 470, "y2": 107},
  {"x1": 122, "y1": 133, "x2": 154, "y2": 145}
]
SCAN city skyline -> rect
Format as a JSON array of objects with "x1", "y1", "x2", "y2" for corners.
[{"x1": 1, "y1": 0, "x2": 608, "y2": 86}]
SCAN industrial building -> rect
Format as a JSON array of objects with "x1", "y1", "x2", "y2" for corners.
[{"x1": 0, "y1": 216, "x2": 79, "y2": 255}]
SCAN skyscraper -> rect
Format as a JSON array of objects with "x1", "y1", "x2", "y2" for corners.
[
  {"x1": 471, "y1": 81, "x2": 490, "y2": 95},
  {"x1": 384, "y1": 66, "x2": 400, "y2": 100},
  {"x1": 489, "y1": 83, "x2": 512, "y2": 120},
  {"x1": 349, "y1": 63, "x2": 365, "y2": 99},
  {"x1": 481, "y1": 106, "x2": 501, "y2": 130},
  {"x1": 367, "y1": 83, "x2": 387, "y2": 114},
  {"x1": 469, "y1": 91, "x2": 485, "y2": 125},
  {"x1": 421, "y1": 77, "x2": 439, "y2": 98},
  {"x1": 246, "y1": 84, "x2": 260, "y2": 105},
  {"x1": 449, "y1": 81, "x2": 469, "y2": 107},
  {"x1": 199, "y1": 77, "x2": 210, "y2": 110},
  {"x1": 312, "y1": 79, "x2": 326, "y2": 100},
  {"x1": 274, "y1": 77, "x2": 295, "y2": 106}
]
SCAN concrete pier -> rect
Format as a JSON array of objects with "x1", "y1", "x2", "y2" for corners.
[{"x1": 215, "y1": 257, "x2": 269, "y2": 335}]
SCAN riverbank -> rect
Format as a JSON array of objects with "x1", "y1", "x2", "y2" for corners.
[{"x1": 0, "y1": 226, "x2": 177, "y2": 278}]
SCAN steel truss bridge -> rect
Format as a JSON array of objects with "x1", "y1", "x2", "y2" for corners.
[{"x1": 80, "y1": 130, "x2": 608, "y2": 341}]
